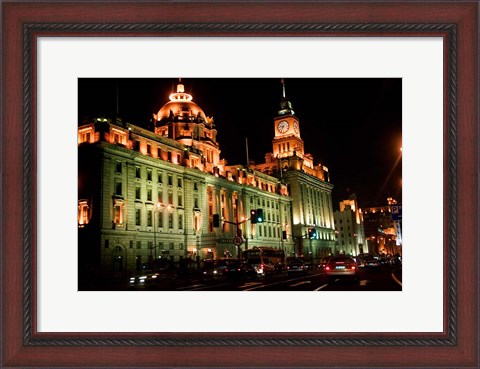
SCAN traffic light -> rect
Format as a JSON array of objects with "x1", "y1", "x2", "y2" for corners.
[
  {"x1": 250, "y1": 209, "x2": 258, "y2": 224},
  {"x1": 212, "y1": 214, "x2": 220, "y2": 228},
  {"x1": 256, "y1": 209, "x2": 264, "y2": 223},
  {"x1": 308, "y1": 227, "x2": 317, "y2": 239}
]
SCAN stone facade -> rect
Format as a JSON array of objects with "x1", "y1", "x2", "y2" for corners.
[{"x1": 78, "y1": 82, "x2": 296, "y2": 284}]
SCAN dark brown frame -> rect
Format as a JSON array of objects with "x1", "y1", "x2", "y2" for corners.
[{"x1": 2, "y1": 1, "x2": 478, "y2": 368}]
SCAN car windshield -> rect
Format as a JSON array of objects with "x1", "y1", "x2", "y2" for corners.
[{"x1": 289, "y1": 260, "x2": 303, "y2": 265}]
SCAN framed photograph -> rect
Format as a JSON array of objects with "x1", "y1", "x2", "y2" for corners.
[{"x1": 1, "y1": 1, "x2": 478, "y2": 368}]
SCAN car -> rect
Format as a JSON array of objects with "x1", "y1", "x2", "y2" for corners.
[
  {"x1": 365, "y1": 259, "x2": 381, "y2": 268},
  {"x1": 325, "y1": 256, "x2": 358, "y2": 282},
  {"x1": 287, "y1": 259, "x2": 308, "y2": 275},
  {"x1": 223, "y1": 262, "x2": 258, "y2": 280},
  {"x1": 201, "y1": 258, "x2": 240, "y2": 279},
  {"x1": 128, "y1": 271, "x2": 176, "y2": 289}
]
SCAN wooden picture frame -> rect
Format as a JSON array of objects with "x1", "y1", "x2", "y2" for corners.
[{"x1": 2, "y1": 1, "x2": 478, "y2": 368}]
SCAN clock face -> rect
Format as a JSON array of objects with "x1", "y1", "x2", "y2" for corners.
[
  {"x1": 277, "y1": 120, "x2": 289, "y2": 133},
  {"x1": 293, "y1": 121, "x2": 299, "y2": 134}
]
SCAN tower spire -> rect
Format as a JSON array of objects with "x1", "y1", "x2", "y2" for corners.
[{"x1": 278, "y1": 78, "x2": 294, "y2": 116}]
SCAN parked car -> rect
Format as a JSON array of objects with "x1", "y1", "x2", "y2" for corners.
[
  {"x1": 325, "y1": 256, "x2": 358, "y2": 282},
  {"x1": 287, "y1": 259, "x2": 308, "y2": 275},
  {"x1": 223, "y1": 262, "x2": 258, "y2": 280}
]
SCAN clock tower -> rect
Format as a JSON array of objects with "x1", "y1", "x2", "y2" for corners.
[{"x1": 272, "y1": 80, "x2": 305, "y2": 159}]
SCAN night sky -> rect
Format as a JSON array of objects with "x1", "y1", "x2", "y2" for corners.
[{"x1": 78, "y1": 78, "x2": 402, "y2": 210}]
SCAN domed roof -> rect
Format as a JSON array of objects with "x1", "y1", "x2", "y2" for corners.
[{"x1": 156, "y1": 82, "x2": 207, "y2": 122}]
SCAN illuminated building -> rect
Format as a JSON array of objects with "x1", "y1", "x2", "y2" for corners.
[
  {"x1": 333, "y1": 194, "x2": 367, "y2": 256},
  {"x1": 252, "y1": 81, "x2": 336, "y2": 259},
  {"x1": 78, "y1": 81, "x2": 294, "y2": 284},
  {"x1": 362, "y1": 197, "x2": 402, "y2": 256}
]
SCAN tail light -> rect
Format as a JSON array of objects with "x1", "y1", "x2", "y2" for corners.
[
  {"x1": 326, "y1": 266, "x2": 330, "y2": 271},
  {"x1": 300, "y1": 265, "x2": 304, "y2": 269},
  {"x1": 261, "y1": 264, "x2": 265, "y2": 269},
  {"x1": 238, "y1": 268, "x2": 241, "y2": 271},
  {"x1": 351, "y1": 266, "x2": 356, "y2": 270}
]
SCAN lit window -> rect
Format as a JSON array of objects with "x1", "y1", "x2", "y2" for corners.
[
  {"x1": 78, "y1": 200, "x2": 90, "y2": 226},
  {"x1": 113, "y1": 199, "x2": 124, "y2": 224},
  {"x1": 78, "y1": 127, "x2": 94, "y2": 144}
]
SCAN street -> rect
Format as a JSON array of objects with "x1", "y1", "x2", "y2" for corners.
[{"x1": 125, "y1": 265, "x2": 402, "y2": 291}]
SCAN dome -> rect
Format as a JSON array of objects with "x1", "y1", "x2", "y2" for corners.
[{"x1": 156, "y1": 82, "x2": 207, "y2": 123}]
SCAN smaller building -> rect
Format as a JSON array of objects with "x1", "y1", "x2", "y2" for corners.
[
  {"x1": 362, "y1": 197, "x2": 402, "y2": 256},
  {"x1": 333, "y1": 194, "x2": 366, "y2": 256}
]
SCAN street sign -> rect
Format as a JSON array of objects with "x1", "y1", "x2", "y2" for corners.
[
  {"x1": 391, "y1": 204, "x2": 402, "y2": 221},
  {"x1": 233, "y1": 235, "x2": 244, "y2": 246}
]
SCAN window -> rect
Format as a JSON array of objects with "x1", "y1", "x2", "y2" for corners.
[
  {"x1": 105, "y1": 240, "x2": 109, "y2": 249},
  {"x1": 168, "y1": 213, "x2": 173, "y2": 229},
  {"x1": 135, "y1": 186, "x2": 141, "y2": 200},
  {"x1": 115, "y1": 181, "x2": 122, "y2": 196},
  {"x1": 177, "y1": 178, "x2": 182, "y2": 188},
  {"x1": 168, "y1": 192, "x2": 173, "y2": 205},
  {"x1": 136, "y1": 241, "x2": 141, "y2": 249},
  {"x1": 130, "y1": 241, "x2": 134, "y2": 249},
  {"x1": 147, "y1": 211, "x2": 152, "y2": 226},
  {"x1": 78, "y1": 200, "x2": 89, "y2": 226},
  {"x1": 135, "y1": 167, "x2": 141, "y2": 179},
  {"x1": 168, "y1": 175, "x2": 173, "y2": 186},
  {"x1": 113, "y1": 201, "x2": 124, "y2": 224},
  {"x1": 178, "y1": 194, "x2": 183, "y2": 207},
  {"x1": 158, "y1": 211, "x2": 163, "y2": 228},
  {"x1": 178, "y1": 214, "x2": 183, "y2": 229},
  {"x1": 135, "y1": 209, "x2": 141, "y2": 226},
  {"x1": 179, "y1": 243, "x2": 184, "y2": 250},
  {"x1": 157, "y1": 171, "x2": 163, "y2": 184},
  {"x1": 148, "y1": 241, "x2": 153, "y2": 251},
  {"x1": 147, "y1": 168, "x2": 152, "y2": 181},
  {"x1": 194, "y1": 197, "x2": 199, "y2": 209},
  {"x1": 158, "y1": 189, "x2": 163, "y2": 203},
  {"x1": 147, "y1": 188, "x2": 152, "y2": 202},
  {"x1": 167, "y1": 152, "x2": 172, "y2": 162},
  {"x1": 147, "y1": 144, "x2": 151, "y2": 155},
  {"x1": 193, "y1": 181, "x2": 198, "y2": 191},
  {"x1": 116, "y1": 161, "x2": 122, "y2": 173},
  {"x1": 169, "y1": 242, "x2": 175, "y2": 250}
]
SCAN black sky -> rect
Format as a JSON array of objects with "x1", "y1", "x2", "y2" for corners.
[{"x1": 78, "y1": 78, "x2": 402, "y2": 210}]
